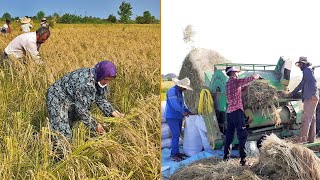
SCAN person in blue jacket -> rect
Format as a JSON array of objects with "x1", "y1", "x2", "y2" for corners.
[
  {"x1": 290, "y1": 57, "x2": 319, "y2": 143},
  {"x1": 164, "y1": 77, "x2": 195, "y2": 162},
  {"x1": 46, "y1": 60, "x2": 125, "y2": 160}
]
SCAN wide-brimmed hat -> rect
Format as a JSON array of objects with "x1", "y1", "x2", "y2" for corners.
[
  {"x1": 20, "y1": 17, "x2": 31, "y2": 24},
  {"x1": 226, "y1": 66, "x2": 241, "y2": 74},
  {"x1": 41, "y1": 18, "x2": 47, "y2": 21},
  {"x1": 172, "y1": 77, "x2": 193, "y2": 91},
  {"x1": 295, "y1": 56, "x2": 312, "y2": 66}
]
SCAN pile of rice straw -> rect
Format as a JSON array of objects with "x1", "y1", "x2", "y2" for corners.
[
  {"x1": 242, "y1": 80, "x2": 281, "y2": 126},
  {"x1": 170, "y1": 157, "x2": 260, "y2": 180},
  {"x1": 170, "y1": 134, "x2": 320, "y2": 180},
  {"x1": 178, "y1": 48, "x2": 230, "y2": 113},
  {"x1": 257, "y1": 133, "x2": 320, "y2": 180}
]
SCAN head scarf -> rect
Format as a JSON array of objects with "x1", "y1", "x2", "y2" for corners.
[{"x1": 94, "y1": 60, "x2": 117, "y2": 81}]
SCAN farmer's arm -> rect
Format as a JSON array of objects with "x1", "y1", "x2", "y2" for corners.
[
  {"x1": 95, "y1": 92, "x2": 116, "y2": 117},
  {"x1": 183, "y1": 101, "x2": 191, "y2": 114},
  {"x1": 74, "y1": 85, "x2": 98, "y2": 131},
  {"x1": 291, "y1": 71, "x2": 306, "y2": 95},
  {"x1": 25, "y1": 41, "x2": 43, "y2": 64},
  {"x1": 237, "y1": 76, "x2": 257, "y2": 87},
  {"x1": 167, "y1": 89, "x2": 185, "y2": 115}
]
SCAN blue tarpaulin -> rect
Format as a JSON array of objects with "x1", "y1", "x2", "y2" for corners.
[{"x1": 161, "y1": 147, "x2": 240, "y2": 179}]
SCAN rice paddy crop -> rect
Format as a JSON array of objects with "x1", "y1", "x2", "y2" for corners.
[{"x1": 0, "y1": 22, "x2": 160, "y2": 179}]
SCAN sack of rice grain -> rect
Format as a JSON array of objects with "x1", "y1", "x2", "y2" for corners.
[
  {"x1": 161, "y1": 122, "x2": 172, "y2": 139},
  {"x1": 162, "y1": 137, "x2": 183, "y2": 149},
  {"x1": 183, "y1": 115, "x2": 203, "y2": 156}
]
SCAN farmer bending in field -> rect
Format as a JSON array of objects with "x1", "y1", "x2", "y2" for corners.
[
  {"x1": 1, "y1": 27, "x2": 50, "y2": 64},
  {"x1": 164, "y1": 77, "x2": 195, "y2": 162},
  {"x1": 46, "y1": 60, "x2": 125, "y2": 159},
  {"x1": 290, "y1": 57, "x2": 319, "y2": 143},
  {"x1": 224, "y1": 66, "x2": 260, "y2": 166}
]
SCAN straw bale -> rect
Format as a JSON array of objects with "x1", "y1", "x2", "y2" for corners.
[{"x1": 178, "y1": 48, "x2": 230, "y2": 113}]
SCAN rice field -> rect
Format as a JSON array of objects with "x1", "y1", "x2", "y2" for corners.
[
  {"x1": 0, "y1": 22, "x2": 160, "y2": 179},
  {"x1": 161, "y1": 80, "x2": 174, "y2": 100}
]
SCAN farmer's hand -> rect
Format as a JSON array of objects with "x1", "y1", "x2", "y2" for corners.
[
  {"x1": 188, "y1": 112, "x2": 196, "y2": 115},
  {"x1": 312, "y1": 95, "x2": 318, "y2": 103},
  {"x1": 96, "y1": 123, "x2": 105, "y2": 135},
  {"x1": 252, "y1": 74, "x2": 260, "y2": 79},
  {"x1": 183, "y1": 112, "x2": 189, "y2": 117},
  {"x1": 112, "y1": 110, "x2": 125, "y2": 118},
  {"x1": 288, "y1": 92, "x2": 293, "y2": 98}
]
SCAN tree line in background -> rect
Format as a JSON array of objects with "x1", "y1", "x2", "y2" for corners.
[{"x1": 1, "y1": 1, "x2": 159, "y2": 24}]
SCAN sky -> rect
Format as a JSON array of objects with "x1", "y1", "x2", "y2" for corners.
[
  {"x1": 0, "y1": 0, "x2": 160, "y2": 19},
  {"x1": 161, "y1": 0, "x2": 320, "y2": 77}
]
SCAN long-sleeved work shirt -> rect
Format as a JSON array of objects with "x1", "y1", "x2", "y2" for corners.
[
  {"x1": 292, "y1": 66, "x2": 319, "y2": 101},
  {"x1": 46, "y1": 68, "x2": 115, "y2": 131},
  {"x1": 4, "y1": 32, "x2": 42, "y2": 64},
  {"x1": 164, "y1": 85, "x2": 191, "y2": 119},
  {"x1": 226, "y1": 76, "x2": 256, "y2": 113}
]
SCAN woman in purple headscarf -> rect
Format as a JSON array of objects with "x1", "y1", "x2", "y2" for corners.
[{"x1": 46, "y1": 60, "x2": 124, "y2": 147}]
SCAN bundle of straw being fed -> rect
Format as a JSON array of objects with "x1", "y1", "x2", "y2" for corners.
[
  {"x1": 178, "y1": 48, "x2": 230, "y2": 113},
  {"x1": 242, "y1": 80, "x2": 281, "y2": 126}
]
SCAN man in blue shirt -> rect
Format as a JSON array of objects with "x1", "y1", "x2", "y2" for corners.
[
  {"x1": 291, "y1": 57, "x2": 319, "y2": 143},
  {"x1": 165, "y1": 77, "x2": 194, "y2": 162}
]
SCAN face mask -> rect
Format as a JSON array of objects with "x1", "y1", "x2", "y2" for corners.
[{"x1": 98, "y1": 81, "x2": 107, "y2": 88}]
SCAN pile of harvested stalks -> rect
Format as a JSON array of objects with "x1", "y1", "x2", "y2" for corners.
[
  {"x1": 170, "y1": 157, "x2": 260, "y2": 180},
  {"x1": 258, "y1": 133, "x2": 320, "y2": 180},
  {"x1": 178, "y1": 48, "x2": 230, "y2": 112},
  {"x1": 170, "y1": 134, "x2": 320, "y2": 180},
  {"x1": 242, "y1": 80, "x2": 281, "y2": 126}
]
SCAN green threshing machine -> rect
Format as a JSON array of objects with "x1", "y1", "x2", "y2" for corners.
[{"x1": 204, "y1": 57, "x2": 320, "y2": 150}]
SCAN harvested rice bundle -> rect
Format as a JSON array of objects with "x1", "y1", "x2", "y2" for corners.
[
  {"x1": 258, "y1": 133, "x2": 320, "y2": 180},
  {"x1": 179, "y1": 48, "x2": 230, "y2": 112},
  {"x1": 170, "y1": 157, "x2": 260, "y2": 180},
  {"x1": 242, "y1": 80, "x2": 281, "y2": 126}
]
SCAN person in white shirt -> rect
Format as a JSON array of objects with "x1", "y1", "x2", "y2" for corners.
[
  {"x1": 20, "y1": 17, "x2": 33, "y2": 33},
  {"x1": 40, "y1": 18, "x2": 47, "y2": 27},
  {"x1": 2, "y1": 27, "x2": 50, "y2": 64},
  {"x1": 1, "y1": 20, "x2": 11, "y2": 35}
]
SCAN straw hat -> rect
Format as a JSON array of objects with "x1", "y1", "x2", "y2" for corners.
[
  {"x1": 20, "y1": 17, "x2": 31, "y2": 24},
  {"x1": 295, "y1": 56, "x2": 312, "y2": 66},
  {"x1": 172, "y1": 77, "x2": 193, "y2": 90},
  {"x1": 41, "y1": 18, "x2": 47, "y2": 21}
]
